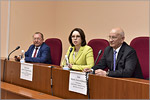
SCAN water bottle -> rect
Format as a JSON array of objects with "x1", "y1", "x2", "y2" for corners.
[
  {"x1": 20, "y1": 50, "x2": 25, "y2": 63},
  {"x1": 63, "y1": 55, "x2": 70, "y2": 70}
]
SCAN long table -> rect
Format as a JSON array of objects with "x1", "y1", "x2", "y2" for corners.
[
  {"x1": 1, "y1": 81, "x2": 62, "y2": 99},
  {"x1": 1, "y1": 59, "x2": 149, "y2": 99}
]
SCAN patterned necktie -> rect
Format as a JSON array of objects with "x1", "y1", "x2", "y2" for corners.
[
  {"x1": 113, "y1": 50, "x2": 117, "y2": 71},
  {"x1": 33, "y1": 48, "x2": 38, "y2": 57}
]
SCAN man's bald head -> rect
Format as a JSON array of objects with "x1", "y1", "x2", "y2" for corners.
[
  {"x1": 109, "y1": 27, "x2": 125, "y2": 49},
  {"x1": 110, "y1": 27, "x2": 125, "y2": 37}
]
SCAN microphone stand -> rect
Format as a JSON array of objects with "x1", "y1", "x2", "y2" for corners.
[
  {"x1": 50, "y1": 66, "x2": 54, "y2": 96},
  {"x1": 8, "y1": 46, "x2": 20, "y2": 60},
  {"x1": 94, "y1": 50, "x2": 102, "y2": 65},
  {"x1": 68, "y1": 48, "x2": 73, "y2": 60},
  {"x1": 86, "y1": 72, "x2": 90, "y2": 99},
  {"x1": 3, "y1": 58, "x2": 7, "y2": 82},
  {"x1": 93, "y1": 50, "x2": 102, "y2": 74},
  {"x1": 3, "y1": 46, "x2": 20, "y2": 81},
  {"x1": 8, "y1": 49, "x2": 16, "y2": 60}
]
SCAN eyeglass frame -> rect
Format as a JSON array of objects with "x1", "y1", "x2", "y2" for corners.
[{"x1": 71, "y1": 35, "x2": 81, "y2": 39}]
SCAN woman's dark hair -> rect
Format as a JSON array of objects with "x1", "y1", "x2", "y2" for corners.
[{"x1": 69, "y1": 28, "x2": 86, "y2": 46}]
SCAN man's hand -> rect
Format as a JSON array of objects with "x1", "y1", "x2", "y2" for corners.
[
  {"x1": 14, "y1": 56, "x2": 20, "y2": 61},
  {"x1": 95, "y1": 69, "x2": 107, "y2": 76},
  {"x1": 83, "y1": 68, "x2": 92, "y2": 72}
]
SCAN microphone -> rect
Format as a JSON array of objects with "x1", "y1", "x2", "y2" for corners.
[
  {"x1": 92, "y1": 50, "x2": 102, "y2": 74},
  {"x1": 8, "y1": 46, "x2": 20, "y2": 60},
  {"x1": 68, "y1": 47, "x2": 73, "y2": 60},
  {"x1": 94, "y1": 50, "x2": 102, "y2": 65}
]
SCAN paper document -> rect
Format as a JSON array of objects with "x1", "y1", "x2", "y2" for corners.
[
  {"x1": 20, "y1": 63, "x2": 33, "y2": 81},
  {"x1": 69, "y1": 71, "x2": 88, "y2": 95}
]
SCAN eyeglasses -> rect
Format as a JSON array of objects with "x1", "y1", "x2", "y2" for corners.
[
  {"x1": 33, "y1": 38, "x2": 42, "y2": 41},
  {"x1": 71, "y1": 35, "x2": 81, "y2": 39},
  {"x1": 108, "y1": 36, "x2": 118, "y2": 40}
]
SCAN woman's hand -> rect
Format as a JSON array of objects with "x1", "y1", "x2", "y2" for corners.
[{"x1": 68, "y1": 64, "x2": 73, "y2": 69}]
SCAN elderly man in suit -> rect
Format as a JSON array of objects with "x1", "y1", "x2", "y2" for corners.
[
  {"x1": 24, "y1": 32, "x2": 51, "y2": 64},
  {"x1": 84, "y1": 28, "x2": 143, "y2": 79}
]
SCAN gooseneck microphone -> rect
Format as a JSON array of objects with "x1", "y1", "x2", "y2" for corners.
[
  {"x1": 92, "y1": 50, "x2": 102, "y2": 74},
  {"x1": 8, "y1": 46, "x2": 20, "y2": 60},
  {"x1": 68, "y1": 47, "x2": 73, "y2": 60},
  {"x1": 94, "y1": 50, "x2": 102, "y2": 65}
]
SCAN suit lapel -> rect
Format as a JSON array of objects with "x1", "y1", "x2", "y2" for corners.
[
  {"x1": 36, "y1": 43, "x2": 44, "y2": 57},
  {"x1": 116, "y1": 43, "x2": 125, "y2": 66},
  {"x1": 116, "y1": 50, "x2": 123, "y2": 65},
  {"x1": 30, "y1": 45, "x2": 35, "y2": 57},
  {"x1": 37, "y1": 49, "x2": 40, "y2": 57},
  {"x1": 74, "y1": 46, "x2": 84, "y2": 62}
]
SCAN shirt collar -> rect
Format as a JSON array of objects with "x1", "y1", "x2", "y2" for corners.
[
  {"x1": 114, "y1": 44, "x2": 122, "y2": 53},
  {"x1": 35, "y1": 46, "x2": 41, "y2": 49}
]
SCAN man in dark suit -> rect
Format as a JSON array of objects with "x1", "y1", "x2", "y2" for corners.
[
  {"x1": 25, "y1": 32, "x2": 51, "y2": 64},
  {"x1": 84, "y1": 28, "x2": 143, "y2": 79}
]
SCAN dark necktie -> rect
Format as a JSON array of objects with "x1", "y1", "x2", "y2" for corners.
[
  {"x1": 33, "y1": 48, "x2": 38, "y2": 57},
  {"x1": 113, "y1": 50, "x2": 117, "y2": 71}
]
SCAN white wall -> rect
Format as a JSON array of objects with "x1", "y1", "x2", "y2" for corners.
[{"x1": 1, "y1": 1, "x2": 149, "y2": 61}]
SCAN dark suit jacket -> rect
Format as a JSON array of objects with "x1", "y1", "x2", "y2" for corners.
[
  {"x1": 93, "y1": 42, "x2": 143, "y2": 79},
  {"x1": 25, "y1": 42, "x2": 51, "y2": 64}
]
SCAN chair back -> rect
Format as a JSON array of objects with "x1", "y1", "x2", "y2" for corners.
[
  {"x1": 45, "y1": 38, "x2": 62, "y2": 66},
  {"x1": 130, "y1": 37, "x2": 149, "y2": 79},
  {"x1": 88, "y1": 39, "x2": 109, "y2": 65}
]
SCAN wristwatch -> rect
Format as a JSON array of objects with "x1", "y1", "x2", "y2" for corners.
[{"x1": 106, "y1": 71, "x2": 109, "y2": 76}]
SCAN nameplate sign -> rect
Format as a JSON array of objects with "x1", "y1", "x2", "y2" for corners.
[
  {"x1": 69, "y1": 71, "x2": 87, "y2": 95},
  {"x1": 20, "y1": 63, "x2": 33, "y2": 81}
]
